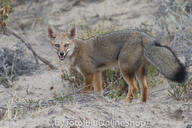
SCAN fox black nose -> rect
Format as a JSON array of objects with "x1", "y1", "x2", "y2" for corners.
[{"x1": 60, "y1": 52, "x2": 64, "y2": 56}]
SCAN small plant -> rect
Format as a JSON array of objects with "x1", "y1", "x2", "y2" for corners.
[
  {"x1": 168, "y1": 83, "x2": 186, "y2": 100},
  {"x1": 168, "y1": 78, "x2": 192, "y2": 100},
  {"x1": 147, "y1": 64, "x2": 158, "y2": 76},
  {"x1": 61, "y1": 68, "x2": 83, "y2": 88},
  {"x1": 146, "y1": 64, "x2": 163, "y2": 87},
  {"x1": 79, "y1": 23, "x2": 119, "y2": 39},
  {"x1": 53, "y1": 91, "x2": 72, "y2": 102},
  {"x1": 107, "y1": 81, "x2": 125, "y2": 100},
  {"x1": 0, "y1": 0, "x2": 13, "y2": 27}
]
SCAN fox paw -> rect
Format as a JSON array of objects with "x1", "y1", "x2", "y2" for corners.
[
  {"x1": 80, "y1": 88, "x2": 92, "y2": 93},
  {"x1": 124, "y1": 97, "x2": 133, "y2": 103}
]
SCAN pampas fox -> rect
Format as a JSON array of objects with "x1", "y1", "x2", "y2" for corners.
[{"x1": 48, "y1": 26, "x2": 187, "y2": 103}]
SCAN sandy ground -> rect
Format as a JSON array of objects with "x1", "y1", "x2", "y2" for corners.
[{"x1": 0, "y1": 0, "x2": 192, "y2": 128}]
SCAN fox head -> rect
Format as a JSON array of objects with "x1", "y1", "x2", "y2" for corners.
[{"x1": 48, "y1": 26, "x2": 76, "y2": 61}]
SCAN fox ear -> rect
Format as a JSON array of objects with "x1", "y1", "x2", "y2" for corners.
[
  {"x1": 48, "y1": 25, "x2": 56, "y2": 39},
  {"x1": 70, "y1": 26, "x2": 75, "y2": 38}
]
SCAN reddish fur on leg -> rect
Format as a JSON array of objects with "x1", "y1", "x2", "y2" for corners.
[
  {"x1": 94, "y1": 72, "x2": 103, "y2": 96},
  {"x1": 81, "y1": 74, "x2": 94, "y2": 93},
  {"x1": 123, "y1": 76, "x2": 136, "y2": 103}
]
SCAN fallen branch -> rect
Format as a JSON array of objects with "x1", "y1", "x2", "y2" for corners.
[{"x1": 5, "y1": 27, "x2": 57, "y2": 70}]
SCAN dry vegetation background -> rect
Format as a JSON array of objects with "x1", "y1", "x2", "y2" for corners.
[{"x1": 0, "y1": 0, "x2": 192, "y2": 128}]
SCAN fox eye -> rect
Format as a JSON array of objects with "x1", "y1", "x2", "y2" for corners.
[
  {"x1": 64, "y1": 44, "x2": 70, "y2": 47},
  {"x1": 54, "y1": 44, "x2": 60, "y2": 48}
]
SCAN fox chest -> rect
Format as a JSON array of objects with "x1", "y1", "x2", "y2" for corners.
[
  {"x1": 75, "y1": 66, "x2": 82, "y2": 74},
  {"x1": 75, "y1": 62, "x2": 95, "y2": 75}
]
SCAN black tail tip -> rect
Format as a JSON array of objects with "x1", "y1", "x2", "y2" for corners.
[{"x1": 172, "y1": 65, "x2": 187, "y2": 83}]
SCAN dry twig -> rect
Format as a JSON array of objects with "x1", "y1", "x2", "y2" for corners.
[{"x1": 5, "y1": 27, "x2": 57, "y2": 70}]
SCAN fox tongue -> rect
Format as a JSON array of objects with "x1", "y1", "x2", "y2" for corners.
[
  {"x1": 60, "y1": 56, "x2": 64, "y2": 60},
  {"x1": 59, "y1": 51, "x2": 68, "y2": 60}
]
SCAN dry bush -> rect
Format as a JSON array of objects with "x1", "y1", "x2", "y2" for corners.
[
  {"x1": 150, "y1": 0, "x2": 192, "y2": 100},
  {"x1": 0, "y1": 46, "x2": 38, "y2": 88},
  {"x1": 152, "y1": 0, "x2": 192, "y2": 51}
]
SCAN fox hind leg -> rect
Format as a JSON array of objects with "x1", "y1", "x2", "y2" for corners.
[
  {"x1": 120, "y1": 69, "x2": 138, "y2": 103},
  {"x1": 137, "y1": 64, "x2": 148, "y2": 102},
  {"x1": 81, "y1": 74, "x2": 94, "y2": 93},
  {"x1": 132, "y1": 78, "x2": 138, "y2": 97},
  {"x1": 118, "y1": 57, "x2": 140, "y2": 103},
  {"x1": 123, "y1": 75, "x2": 138, "y2": 103}
]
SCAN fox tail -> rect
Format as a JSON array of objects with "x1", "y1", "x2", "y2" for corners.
[{"x1": 143, "y1": 38, "x2": 187, "y2": 83}]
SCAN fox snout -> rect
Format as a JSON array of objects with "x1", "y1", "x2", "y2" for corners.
[
  {"x1": 57, "y1": 50, "x2": 68, "y2": 61},
  {"x1": 59, "y1": 52, "x2": 64, "y2": 56}
]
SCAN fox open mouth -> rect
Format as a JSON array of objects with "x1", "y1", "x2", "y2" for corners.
[
  {"x1": 59, "y1": 51, "x2": 68, "y2": 61},
  {"x1": 59, "y1": 55, "x2": 65, "y2": 60}
]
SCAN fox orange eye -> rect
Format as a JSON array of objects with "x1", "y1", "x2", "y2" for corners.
[
  {"x1": 64, "y1": 44, "x2": 69, "y2": 47},
  {"x1": 54, "y1": 44, "x2": 60, "y2": 48}
]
